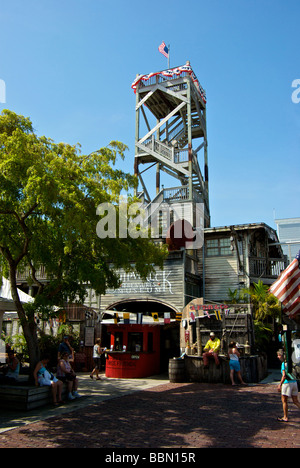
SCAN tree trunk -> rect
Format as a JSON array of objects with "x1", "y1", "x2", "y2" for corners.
[{"x1": 9, "y1": 268, "x2": 40, "y2": 376}]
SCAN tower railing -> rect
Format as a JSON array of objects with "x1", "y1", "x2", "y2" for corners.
[{"x1": 138, "y1": 136, "x2": 190, "y2": 164}]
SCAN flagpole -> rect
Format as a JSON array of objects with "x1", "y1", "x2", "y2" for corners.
[{"x1": 168, "y1": 44, "x2": 170, "y2": 68}]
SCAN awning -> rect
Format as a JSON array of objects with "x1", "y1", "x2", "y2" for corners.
[{"x1": 0, "y1": 277, "x2": 34, "y2": 311}]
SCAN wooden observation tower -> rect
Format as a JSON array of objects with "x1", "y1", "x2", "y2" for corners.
[{"x1": 132, "y1": 61, "x2": 210, "y2": 237}]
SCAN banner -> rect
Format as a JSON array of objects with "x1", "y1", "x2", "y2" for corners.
[
  {"x1": 136, "y1": 313, "x2": 143, "y2": 324},
  {"x1": 190, "y1": 304, "x2": 229, "y2": 311},
  {"x1": 164, "y1": 312, "x2": 171, "y2": 324},
  {"x1": 132, "y1": 64, "x2": 206, "y2": 103}
]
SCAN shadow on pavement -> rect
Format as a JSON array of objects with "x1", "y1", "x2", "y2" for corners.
[{"x1": 2, "y1": 379, "x2": 299, "y2": 448}]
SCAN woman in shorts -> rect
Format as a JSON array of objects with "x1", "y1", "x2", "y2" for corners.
[
  {"x1": 90, "y1": 338, "x2": 104, "y2": 380},
  {"x1": 228, "y1": 341, "x2": 246, "y2": 386},
  {"x1": 277, "y1": 349, "x2": 300, "y2": 422},
  {"x1": 57, "y1": 351, "x2": 81, "y2": 400},
  {"x1": 33, "y1": 354, "x2": 63, "y2": 406}
]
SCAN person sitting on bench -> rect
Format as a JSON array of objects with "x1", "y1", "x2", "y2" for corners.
[
  {"x1": 0, "y1": 350, "x2": 20, "y2": 384},
  {"x1": 203, "y1": 333, "x2": 221, "y2": 368}
]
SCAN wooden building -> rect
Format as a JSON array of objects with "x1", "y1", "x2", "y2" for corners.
[{"x1": 200, "y1": 222, "x2": 288, "y2": 302}]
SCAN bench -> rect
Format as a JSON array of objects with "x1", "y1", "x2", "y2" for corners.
[{"x1": 0, "y1": 381, "x2": 69, "y2": 411}]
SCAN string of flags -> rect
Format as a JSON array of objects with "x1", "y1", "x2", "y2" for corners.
[
  {"x1": 40, "y1": 308, "x2": 182, "y2": 326},
  {"x1": 110, "y1": 311, "x2": 176, "y2": 324},
  {"x1": 114, "y1": 313, "x2": 120, "y2": 324},
  {"x1": 136, "y1": 313, "x2": 143, "y2": 324},
  {"x1": 189, "y1": 304, "x2": 231, "y2": 322},
  {"x1": 124, "y1": 313, "x2": 130, "y2": 324}
]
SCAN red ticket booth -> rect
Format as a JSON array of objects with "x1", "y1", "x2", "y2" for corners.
[{"x1": 105, "y1": 324, "x2": 161, "y2": 378}]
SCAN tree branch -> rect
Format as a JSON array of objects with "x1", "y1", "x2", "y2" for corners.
[{"x1": 27, "y1": 258, "x2": 45, "y2": 294}]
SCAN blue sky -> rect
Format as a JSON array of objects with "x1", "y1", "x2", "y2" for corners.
[{"x1": 0, "y1": 0, "x2": 299, "y2": 230}]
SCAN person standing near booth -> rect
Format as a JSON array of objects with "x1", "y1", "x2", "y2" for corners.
[{"x1": 90, "y1": 339, "x2": 105, "y2": 380}]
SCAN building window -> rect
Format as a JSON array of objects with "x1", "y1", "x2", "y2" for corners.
[
  {"x1": 114, "y1": 332, "x2": 123, "y2": 351},
  {"x1": 128, "y1": 332, "x2": 143, "y2": 352},
  {"x1": 206, "y1": 238, "x2": 232, "y2": 256}
]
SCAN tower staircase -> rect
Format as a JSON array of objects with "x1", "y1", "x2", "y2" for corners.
[{"x1": 132, "y1": 62, "x2": 210, "y2": 239}]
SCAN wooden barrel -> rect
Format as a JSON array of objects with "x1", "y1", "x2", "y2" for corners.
[{"x1": 169, "y1": 358, "x2": 186, "y2": 383}]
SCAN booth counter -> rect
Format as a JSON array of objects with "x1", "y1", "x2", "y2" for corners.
[
  {"x1": 106, "y1": 351, "x2": 160, "y2": 378},
  {"x1": 105, "y1": 324, "x2": 161, "y2": 379}
]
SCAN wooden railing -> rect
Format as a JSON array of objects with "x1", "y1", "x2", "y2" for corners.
[
  {"x1": 163, "y1": 186, "x2": 202, "y2": 204},
  {"x1": 141, "y1": 137, "x2": 173, "y2": 161},
  {"x1": 163, "y1": 186, "x2": 189, "y2": 202},
  {"x1": 139, "y1": 73, "x2": 189, "y2": 89},
  {"x1": 249, "y1": 257, "x2": 287, "y2": 279},
  {"x1": 138, "y1": 137, "x2": 191, "y2": 164},
  {"x1": 16, "y1": 266, "x2": 48, "y2": 282}
]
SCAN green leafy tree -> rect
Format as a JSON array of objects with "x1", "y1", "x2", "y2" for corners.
[
  {"x1": 227, "y1": 288, "x2": 246, "y2": 304},
  {"x1": 242, "y1": 280, "x2": 281, "y2": 322},
  {"x1": 252, "y1": 320, "x2": 273, "y2": 353},
  {"x1": 0, "y1": 110, "x2": 168, "y2": 371}
]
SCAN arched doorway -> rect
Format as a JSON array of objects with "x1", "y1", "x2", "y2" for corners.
[
  {"x1": 102, "y1": 299, "x2": 181, "y2": 373},
  {"x1": 106, "y1": 298, "x2": 177, "y2": 315}
]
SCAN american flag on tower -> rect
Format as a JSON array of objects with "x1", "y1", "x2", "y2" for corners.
[
  {"x1": 269, "y1": 250, "x2": 300, "y2": 318},
  {"x1": 158, "y1": 41, "x2": 169, "y2": 58}
]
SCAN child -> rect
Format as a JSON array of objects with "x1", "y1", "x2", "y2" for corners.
[{"x1": 228, "y1": 341, "x2": 246, "y2": 386}]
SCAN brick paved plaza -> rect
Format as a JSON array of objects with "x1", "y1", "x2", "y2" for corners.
[{"x1": 0, "y1": 376, "x2": 299, "y2": 449}]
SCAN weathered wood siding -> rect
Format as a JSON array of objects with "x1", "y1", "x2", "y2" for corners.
[
  {"x1": 199, "y1": 224, "x2": 284, "y2": 302},
  {"x1": 197, "y1": 230, "x2": 249, "y2": 302},
  {"x1": 85, "y1": 252, "x2": 188, "y2": 313},
  {"x1": 203, "y1": 255, "x2": 241, "y2": 301},
  {"x1": 84, "y1": 251, "x2": 202, "y2": 314}
]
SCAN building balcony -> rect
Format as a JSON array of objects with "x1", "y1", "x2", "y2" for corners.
[
  {"x1": 249, "y1": 256, "x2": 287, "y2": 280},
  {"x1": 16, "y1": 266, "x2": 48, "y2": 283}
]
